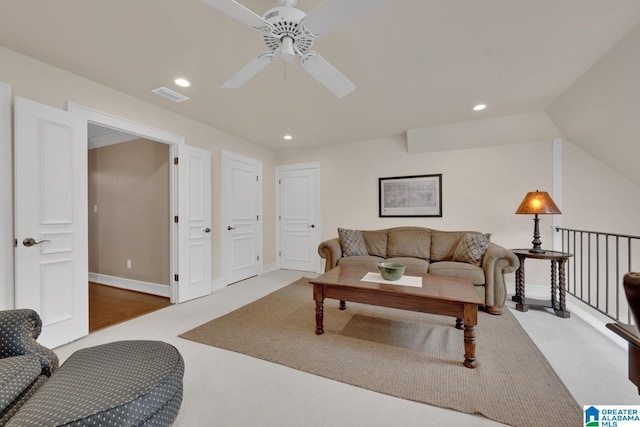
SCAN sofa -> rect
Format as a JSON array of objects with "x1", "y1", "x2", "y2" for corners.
[
  {"x1": 318, "y1": 227, "x2": 520, "y2": 314},
  {"x1": 0, "y1": 309, "x2": 184, "y2": 426}
]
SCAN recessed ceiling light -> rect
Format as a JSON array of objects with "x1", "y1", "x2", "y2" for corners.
[
  {"x1": 283, "y1": 135, "x2": 293, "y2": 140},
  {"x1": 174, "y1": 78, "x2": 191, "y2": 88},
  {"x1": 473, "y1": 104, "x2": 487, "y2": 111}
]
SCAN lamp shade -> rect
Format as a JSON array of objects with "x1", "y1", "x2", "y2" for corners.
[{"x1": 515, "y1": 191, "x2": 561, "y2": 215}]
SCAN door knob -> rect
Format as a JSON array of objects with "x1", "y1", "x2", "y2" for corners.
[
  {"x1": 23, "y1": 238, "x2": 51, "y2": 247},
  {"x1": 204, "y1": 227, "x2": 211, "y2": 233},
  {"x1": 308, "y1": 224, "x2": 315, "y2": 228},
  {"x1": 227, "y1": 226, "x2": 236, "y2": 231}
]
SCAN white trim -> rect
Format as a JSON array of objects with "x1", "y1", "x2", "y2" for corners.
[
  {"x1": 89, "y1": 273, "x2": 170, "y2": 297},
  {"x1": 552, "y1": 138, "x2": 563, "y2": 251},
  {"x1": 67, "y1": 102, "x2": 184, "y2": 303},
  {"x1": 565, "y1": 294, "x2": 627, "y2": 349},
  {"x1": 507, "y1": 281, "x2": 626, "y2": 349},
  {"x1": 263, "y1": 263, "x2": 279, "y2": 274},
  {"x1": 67, "y1": 103, "x2": 185, "y2": 145},
  {"x1": 211, "y1": 278, "x2": 226, "y2": 292},
  {"x1": 275, "y1": 161, "x2": 322, "y2": 273},
  {"x1": 0, "y1": 82, "x2": 12, "y2": 310}
]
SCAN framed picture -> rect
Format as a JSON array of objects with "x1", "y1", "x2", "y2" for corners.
[{"x1": 379, "y1": 174, "x2": 442, "y2": 217}]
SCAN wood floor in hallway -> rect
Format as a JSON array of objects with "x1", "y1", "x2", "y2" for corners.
[{"x1": 89, "y1": 282, "x2": 171, "y2": 332}]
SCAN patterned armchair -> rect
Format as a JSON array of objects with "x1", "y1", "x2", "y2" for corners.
[
  {"x1": 0, "y1": 309, "x2": 59, "y2": 424},
  {"x1": 0, "y1": 309, "x2": 184, "y2": 426}
]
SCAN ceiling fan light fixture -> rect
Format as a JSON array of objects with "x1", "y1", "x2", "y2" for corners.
[
  {"x1": 473, "y1": 104, "x2": 487, "y2": 111},
  {"x1": 281, "y1": 37, "x2": 295, "y2": 62},
  {"x1": 283, "y1": 134, "x2": 293, "y2": 140}
]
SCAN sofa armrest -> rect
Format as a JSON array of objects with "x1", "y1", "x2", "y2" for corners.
[
  {"x1": 0, "y1": 309, "x2": 59, "y2": 376},
  {"x1": 318, "y1": 238, "x2": 343, "y2": 272},
  {"x1": 481, "y1": 243, "x2": 520, "y2": 308}
]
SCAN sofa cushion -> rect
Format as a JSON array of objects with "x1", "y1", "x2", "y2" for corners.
[
  {"x1": 428, "y1": 261, "x2": 486, "y2": 285},
  {"x1": 430, "y1": 230, "x2": 476, "y2": 261},
  {"x1": 386, "y1": 257, "x2": 429, "y2": 273},
  {"x1": 338, "y1": 228, "x2": 368, "y2": 257},
  {"x1": 452, "y1": 233, "x2": 491, "y2": 266},
  {"x1": 0, "y1": 355, "x2": 42, "y2": 414},
  {"x1": 361, "y1": 231, "x2": 388, "y2": 258},
  {"x1": 387, "y1": 229, "x2": 431, "y2": 260},
  {"x1": 338, "y1": 255, "x2": 386, "y2": 270}
]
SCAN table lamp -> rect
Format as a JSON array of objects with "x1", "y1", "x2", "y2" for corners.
[{"x1": 515, "y1": 190, "x2": 561, "y2": 254}]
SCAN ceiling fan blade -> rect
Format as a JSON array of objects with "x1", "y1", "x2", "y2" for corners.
[
  {"x1": 202, "y1": 0, "x2": 270, "y2": 29},
  {"x1": 300, "y1": 52, "x2": 355, "y2": 98},
  {"x1": 302, "y1": 0, "x2": 389, "y2": 37},
  {"x1": 221, "y1": 53, "x2": 276, "y2": 89}
]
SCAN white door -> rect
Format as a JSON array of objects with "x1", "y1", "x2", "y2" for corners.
[
  {"x1": 14, "y1": 97, "x2": 88, "y2": 348},
  {"x1": 176, "y1": 144, "x2": 212, "y2": 302},
  {"x1": 221, "y1": 151, "x2": 262, "y2": 284},
  {"x1": 278, "y1": 163, "x2": 321, "y2": 272}
]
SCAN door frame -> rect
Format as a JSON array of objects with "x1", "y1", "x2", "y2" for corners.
[
  {"x1": 220, "y1": 150, "x2": 263, "y2": 285},
  {"x1": 275, "y1": 161, "x2": 322, "y2": 273},
  {"x1": 67, "y1": 102, "x2": 185, "y2": 303},
  {"x1": 0, "y1": 82, "x2": 13, "y2": 309}
]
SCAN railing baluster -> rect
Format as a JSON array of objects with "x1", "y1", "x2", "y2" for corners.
[
  {"x1": 596, "y1": 234, "x2": 600, "y2": 310},
  {"x1": 554, "y1": 227, "x2": 640, "y2": 323}
]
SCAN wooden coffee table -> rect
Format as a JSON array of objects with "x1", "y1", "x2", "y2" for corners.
[{"x1": 310, "y1": 266, "x2": 483, "y2": 368}]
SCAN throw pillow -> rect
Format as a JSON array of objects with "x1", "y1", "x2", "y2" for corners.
[
  {"x1": 338, "y1": 228, "x2": 368, "y2": 257},
  {"x1": 452, "y1": 233, "x2": 491, "y2": 266}
]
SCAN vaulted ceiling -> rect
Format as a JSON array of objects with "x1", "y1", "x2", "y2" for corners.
[{"x1": 1, "y1": 0, "x2": 640, "y2": 151}]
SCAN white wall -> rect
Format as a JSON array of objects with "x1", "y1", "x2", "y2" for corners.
[
  {"x1": 547, "y1": 23, "x2": 640, "y2": 187},
  {"x1": 277, "y1": 130, "x2": 559, "y2": 285},
  {"x1": 0, "y1": 45, "x2": 277, "y2": 300},
  {"x1": 562, "y1": 140, "x2": 640, "y2": 238}
]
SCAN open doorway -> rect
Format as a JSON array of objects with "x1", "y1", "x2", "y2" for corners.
[{"x1": 87, "y1": 124, "x2": 171, "y2": 330}]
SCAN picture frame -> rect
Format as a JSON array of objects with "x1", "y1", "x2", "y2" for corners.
[{"x1": 379, "y1": 174, "x2": 442, "y2": 217}]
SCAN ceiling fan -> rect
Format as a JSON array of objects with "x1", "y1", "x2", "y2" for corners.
[{"x1": 202, "y1": 0, "x2": 389, "y2": 97}]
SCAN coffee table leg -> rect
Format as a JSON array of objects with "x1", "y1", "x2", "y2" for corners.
[
  {"x1": 463, "y1": 304, "x2": 478, "y2": 369},
  {"x1": 315, "y1": 301, "x2": 324, "y2": 335},
  {"x1": 455, "y1": 317, "x2": 463, "y2": 330},
  {"x1": 313, "y1": 283, "x2": 325, "y2": 335}
]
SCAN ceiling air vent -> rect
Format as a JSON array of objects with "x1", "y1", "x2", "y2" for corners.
[{"x1": 151, "y1": 86, "x2": 189, "y2": 103}]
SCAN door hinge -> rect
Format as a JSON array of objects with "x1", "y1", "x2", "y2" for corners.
[
  {"x1": 14, "y1": 239, "x2": 17, "y2": 248},
  {"x1": 174, "y1": 274, "x2": 179, "y2": 281},
  {"x1": 278, "y1": 215, "x2": 281, "y2": 221},
  {"x1": 279, "y1": 251, "x2": 281, "y2": 257},
  {"x1": 256, "y1": 215, "x2": 259, "y2": 221},
  {"x1": 278, "y1": 179, "x2": 281, "y2": 185},
  {"x1": 257, "y1": 255, "x2": 260, "y2": 261},
  {"x1": 174, "y1": 215, "x2": 179, "y2": 223},
  {"x1": 256, "y1": 175, "x2": 259, "y2": 181},
  {"x1": 174, "y1": 157, "x2": 179, "y2": 165}
]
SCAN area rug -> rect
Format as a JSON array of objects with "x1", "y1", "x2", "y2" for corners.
[{"x1": 180, "y1": 278, "x2": 581, "y2": 426}]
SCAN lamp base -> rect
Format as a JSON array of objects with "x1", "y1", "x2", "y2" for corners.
[{"x1": 529, "y1": 214, "x2": 545, "y2": 254}]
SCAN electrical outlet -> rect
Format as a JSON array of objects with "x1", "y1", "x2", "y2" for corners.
[
  {"x1": 93, "y1": 204, "x2": 98, "y2": 213},
  {"x1": 127, "y1": 259, "x2": 132, "y2": 269}
]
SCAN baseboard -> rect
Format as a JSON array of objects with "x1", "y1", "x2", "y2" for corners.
[
  {"x1": 505, "y1": 280, "x2": 626, "y2": 349},
  {"x1": 263, "y1": 263, "x2": 279, "y2": 274},
  {"x1": 89, "y1": 273, "x2": 170, "y2": 297},
  {"x1": 211, "y1": 278, "x2": 225, "y2": 292}
]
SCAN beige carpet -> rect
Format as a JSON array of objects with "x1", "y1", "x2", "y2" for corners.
[{"x1": 180, "y1": 278, "x2": 581, "y2": 426}]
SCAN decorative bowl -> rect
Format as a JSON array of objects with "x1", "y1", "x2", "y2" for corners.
[{"x1": 377, "y1": 262, "x2": 406, "y2": 281}]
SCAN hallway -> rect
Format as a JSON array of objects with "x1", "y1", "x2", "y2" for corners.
[{"x1": 89, "y1": 283, "x2": 171, "y2": 332}]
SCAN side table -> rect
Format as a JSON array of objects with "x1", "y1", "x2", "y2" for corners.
[{"x1": 511, "y1": 249, "x2": 573, "y2": 318}]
